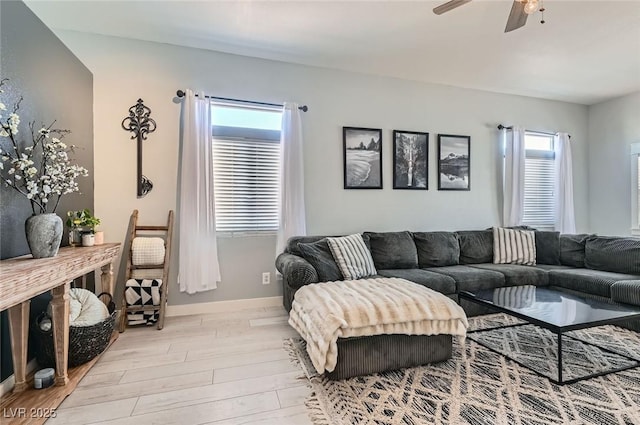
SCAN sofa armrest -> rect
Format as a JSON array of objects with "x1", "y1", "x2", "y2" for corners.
[
  {"x1": 276, "y1": 253, "x2": 319, "y2": 289},
  {"x1": 611, "y1": 280, "x2": 640, "y2": 306}
]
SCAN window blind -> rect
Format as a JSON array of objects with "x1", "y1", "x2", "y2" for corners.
[
  {"x1": 522, "y1": 153, "x2": 555, "y2": 229},
  {"x1": 212, "y1": 136, "x2": 280, "y2": 232}
]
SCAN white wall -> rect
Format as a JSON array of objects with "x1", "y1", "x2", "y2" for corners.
[
  {"x1": 55, "y1": 31, "x2": 590, "y2": 306},
  {"x1": 587, "y1": 92, "x2": 640, "y2": 236}
]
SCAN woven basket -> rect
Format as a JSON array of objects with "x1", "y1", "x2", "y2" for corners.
[{"x1": 33, "y1": 292, "x2": 116, "y2": 368}]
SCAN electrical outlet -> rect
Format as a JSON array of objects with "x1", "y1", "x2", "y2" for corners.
[{"x1": 262, "y1": 272, "x2": 270, "y2": 285}]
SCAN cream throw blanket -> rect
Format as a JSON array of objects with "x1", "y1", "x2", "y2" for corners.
[{"x1": 289, "y1": 277, "x2": 469, "y2": 373}]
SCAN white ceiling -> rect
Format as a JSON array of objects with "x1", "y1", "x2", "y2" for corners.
[{"x1": 25, "y1": 0, "x2": 640, "y2": 105}]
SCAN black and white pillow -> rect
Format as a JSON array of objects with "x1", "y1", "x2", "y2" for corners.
[
  {"x1": 493, "y1": 227, "x2": 536, "y2": 265},
  {"x1": 125, "y1": 278, "x2": 162, "y2": 325},
  {"x1": 327, "y1": 234, "x2": 377, "y2": 280}
]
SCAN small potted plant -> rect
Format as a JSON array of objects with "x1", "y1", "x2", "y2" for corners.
[
  {"x1": 66, "y1": 209, "x2": 101, "y2": 246},
  {"x1": 66, "y1": 210, "x2": 86, "y2": 247},
  {"x1": 79, "y1": 209, "x2": 100, "y2": 246}
]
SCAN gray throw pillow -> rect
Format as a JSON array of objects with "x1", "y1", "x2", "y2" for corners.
[
  {"x1": 413, "y1": 232, "x2": 460, "y2": 267},
  {"x1": 363, "y1": 231, "x2": 418, "y2": 269},
  {"x1": 298, "y1": 239, "x2": 343, "y2": 282},
  {"x1": 559, "y1": 234, "x2": 591, "y2": 267},
  {"x1": 535, "y1": 231, "x2": 561, "y2": 265},
  {"x1": 457, "y1": 230, "x2": 493, "y2": 264},
  {"x1": 584, "y1": 236, "x2": 640, "y2": 274},
  {"x1": 286, "y1": 235, "x2": 333, "y2": 256}
]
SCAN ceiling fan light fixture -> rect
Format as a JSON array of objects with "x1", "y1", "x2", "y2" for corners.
[{"x1": 524, "y1": 0, "x2": 539, "y2": 15}]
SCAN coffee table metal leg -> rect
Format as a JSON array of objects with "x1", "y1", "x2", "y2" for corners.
[{"x1": 557, "y1": 333, "x2": 563, "y2": 384}]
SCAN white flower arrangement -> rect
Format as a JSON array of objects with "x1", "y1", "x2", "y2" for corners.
[{"x1": 0, "y1": 78, "x2": 89, "y2": 214}]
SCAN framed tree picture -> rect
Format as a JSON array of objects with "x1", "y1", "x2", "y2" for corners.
[
  {"x1": 438, "y1": 134, "x2": 470, "y2": 191},
  {"x1": 343, "y1": 127, "x2": 383, "y2": 189},
  {"x1": 393, "y1": 130, "x2": 428, "y2": 190}
]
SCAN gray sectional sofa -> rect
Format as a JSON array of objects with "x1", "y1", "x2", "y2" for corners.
[{"x1": 276, "y1": 230, "x2": 640, "y2": 332}]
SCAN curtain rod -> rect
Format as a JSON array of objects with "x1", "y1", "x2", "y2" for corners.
[
  {"x1": 176, "y1": 90, "x2": 308, "y2": 112},
  {"x1": 497, "y1": 124, "x2": 571, "y2": 139}
]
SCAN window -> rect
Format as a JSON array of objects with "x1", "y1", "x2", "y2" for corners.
[
  {"x1": 211, "y1": 103, "x2": 282, "y2": 233},
  {"x1": 632, "y1": 143, "x2": 640, "y2": 235},
  {"x1": 522, "y1": 132, "x2": 555, "y2": 229}
]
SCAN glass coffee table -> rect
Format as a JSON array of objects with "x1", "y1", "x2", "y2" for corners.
[{"x1": 460, "y1": 285, "x2": 640, "y2": 385}]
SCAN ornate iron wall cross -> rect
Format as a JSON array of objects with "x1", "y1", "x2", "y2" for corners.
[{"x1": 121, "y1": 99, "x2": 156, "y2": 198}]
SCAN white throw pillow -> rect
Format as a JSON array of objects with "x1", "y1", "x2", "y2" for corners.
[
  {"x1": 493, "y1": 227, "x2": 536, "y2": 265},
  {"x1": 132, "y1": 237, "x2": 166, "y2": 266},
  {"x1": 326, "y1": 234, "x2": 377, "y2": 280}
]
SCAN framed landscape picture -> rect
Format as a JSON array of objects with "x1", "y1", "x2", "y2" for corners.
[
  {"x1": 343, "y1": 127, "x2": 382, "y2": 189},
  {"x1": 393, "y1": 130, "x2": 428, "y2": 190},
  {"x1": 438, "y1": 134, "x2": 470, "y2": 191}
]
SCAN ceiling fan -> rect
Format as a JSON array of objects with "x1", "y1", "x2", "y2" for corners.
[{"x1": 433, "y1": 0, "x2": 545, "y2": 33}]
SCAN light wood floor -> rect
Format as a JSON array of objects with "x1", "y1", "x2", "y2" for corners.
[{"x1": 47, "y1": 306, "x2": 312, "y2": 425}]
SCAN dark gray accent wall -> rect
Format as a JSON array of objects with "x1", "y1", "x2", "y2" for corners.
[{"x1": 0, "y1": 0, "x2": 93, "y2": 381}]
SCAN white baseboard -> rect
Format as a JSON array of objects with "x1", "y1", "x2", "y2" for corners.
[
  {"x1": 0, "y1": 359, "x2": 38, "y2": 397},
  {"x1": 166, "y1": 296, "x2": 283, "y2": 317}
]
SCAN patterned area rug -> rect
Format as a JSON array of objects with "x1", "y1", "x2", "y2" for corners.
[{"x1": 285, "y1": 314, "x2": 640, "y2": 425}]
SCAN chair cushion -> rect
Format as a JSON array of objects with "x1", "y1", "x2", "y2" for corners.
[
  {"x1": 492, "y1": 227, "x2": 536, "y2": 265},
  {"x1": 549, "y1": 268, "x2": 640, "y2": 298},
  {"x1": 468, "y1": 263, "x2": 549, "y2": 287},
  {"x1": 559, "y1": 234, "x2": 591, "y2": 268},
  {"x1": 425, "y1": 265, "x2": 505, "y2": 293},
  {"x1": 413, "y1": 232, "x2": 460, "y2": 267},
  {"x1": 535, "y1": 231, "x2": 561, "y2": 265},
  {"x1": 457, "y1": 230, "x2": 493, "y2": 264},
  {"x1": 584, "y1": 236, "x2": 640, "y2": 274},
  {"x1": 298, "y1": 239, "x2": 343, "y2": 282},
  {"x1": 364, "y1": 231, "x2": 418, "y2": 269},
  {"x1": 327, "y1": 234, "x2": 377, "y2": 280},
  {"x1": 377, "y1": 269, "x2": 456, "y2": 294}
]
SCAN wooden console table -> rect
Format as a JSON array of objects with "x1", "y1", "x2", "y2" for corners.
[{"x1": 0, "y1": 243, "x2": 120, "y2": 393}]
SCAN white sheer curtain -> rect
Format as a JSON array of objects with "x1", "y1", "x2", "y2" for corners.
[
  {"x1": 554, "y1": 133, "x2": 576, "y2": 233},
  {"x1": 178, "y1": 89, "x2": 221, "y2": 294},
  {"x1": 502, "y1": 126, "x2": 526, "y2": 226},
  {"x1": 276, "y1": 102, "x2": 306, "y2": 257}
]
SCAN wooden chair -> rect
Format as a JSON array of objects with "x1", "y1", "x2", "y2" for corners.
[{"x1": 119, "y1": 209, "x2": 174, "y2": 332}]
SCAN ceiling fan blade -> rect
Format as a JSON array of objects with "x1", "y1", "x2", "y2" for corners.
[
  {"x1": 504, "y1": 0, "x2": 529, "y2": 32},
  {"x1": 433, "y1": 0, "x2": 472, "y2": 15}
]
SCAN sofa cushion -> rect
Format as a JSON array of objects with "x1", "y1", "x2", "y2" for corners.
[
  {"x1": 413, "y1": 232, "x2": 460, "y2": 267},
  {"x1": 559, "y1": 234, "x2": 591, "y2": 268},
  {"x1": 549, "y1": 268, "x2": 640, "y2": 298},
  {"x1": 364, "y1": 231, "x2": 418, "y2": 269},
  {"x1": 457, "y1": 230, "x2": 493, "y2": 264},
  {"x1": 327, "y1": 234, "x2": 377, "y2": 280},
  {"x1": 611, "y1": 280, "x2": 640, "y2": 306},
  {"x1": 468, "y1": 264, "x2": 549, "y2": 287},
  {"x1": 425, "y1": 265, "x2": 505, "y2": 293},
  {"x1": 298, "y1": 239, "x2": 343, "y2": 282},
  {"x1": 492, "y1": 227, "x2": 536, "y2": 265},
  {"x1": 534, "y1": 264, "x2": 574, "y2": 272},
  {"x1": 377, "y1": 269, "x2": 456, "y2": 294},
  {"x1": 535, "y1": 231, "x2": 561, "y2": 265},
  {"x1": 584, "y1": 236, "x2": 640, "y2": 274}
]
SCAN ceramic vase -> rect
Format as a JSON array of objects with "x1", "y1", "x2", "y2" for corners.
[
  {"x1": 94, "y1": 231, "x2": 104, "y2": 245},
  {"x1": 68, "y1": 227, "x2": 82, "y2": 247},
  {"x1": 25, "y1": 213, "x2": 63, "y2": 258},
  {"x1": 82, "y1": 233, "x2": 95, "y2": 247}
]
